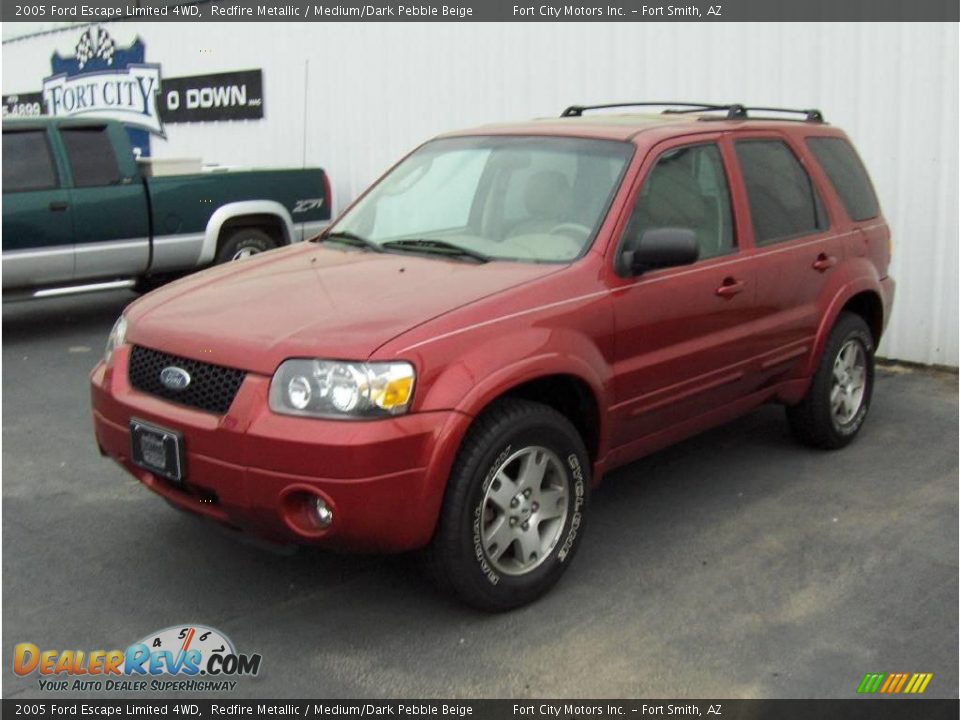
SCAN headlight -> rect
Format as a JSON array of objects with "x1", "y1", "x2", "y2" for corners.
[
  {"x1": 103, "y1": 316, "x2": 128, "y2": 363},
  {"x1": 269, "y1": 359, "x2": 415, "y2": 419}
]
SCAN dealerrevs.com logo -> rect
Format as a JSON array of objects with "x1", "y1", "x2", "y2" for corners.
[{"x1": 14, "y1": 625, "x2": 262, "y2": 693}]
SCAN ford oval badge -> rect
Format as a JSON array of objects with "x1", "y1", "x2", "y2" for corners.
[{"x1": 160, "y1": 366, "x2": 191, "y2": 391}]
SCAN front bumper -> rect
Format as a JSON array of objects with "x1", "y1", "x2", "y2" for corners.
[{"x1": 90, "y1": 346, "x2": 470, "y2": 551}]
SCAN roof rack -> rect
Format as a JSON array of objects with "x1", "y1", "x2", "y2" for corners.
[{"x1": 560, "y1": 102, "x2": 825, "y2": 123}]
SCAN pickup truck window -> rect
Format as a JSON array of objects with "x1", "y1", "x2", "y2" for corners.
[
  {"x1": 330, "y1": 136, "x2": 633, "y2": 263},
  {"x1": 735, "y1": 139, "x2": 827, "y2": 245},
  {"x1": 61, "y1": 126, "x2": 122, "y2": 187},
  {"x1": 3, "y1": 131, "x2": 58, "y2": 192},
  {"x1": 624, "y1": 143, "x2": 735, "y2": 260}
]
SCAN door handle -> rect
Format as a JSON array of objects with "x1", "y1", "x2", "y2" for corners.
[
  {"x1": 715, "y1": 277, "x2": 746, "y2": 298},
  {"x1": 48, "y1": 201, "x2": 69, "y2": 212},
  {"x1": 812, "y1": 253, "x2": 837, "y2": 272}
]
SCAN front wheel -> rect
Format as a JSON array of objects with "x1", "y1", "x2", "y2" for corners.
[
  {"x1": 427, "y1": 399, "x2": 590, "y2": 611},
  {"x1": 787, "y1": 312, "x2": 875, "y2": 449}
]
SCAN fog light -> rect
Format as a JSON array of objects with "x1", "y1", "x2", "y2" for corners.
[{"x1": 311, "y1": 497, "x2": 333, "y2": 528}]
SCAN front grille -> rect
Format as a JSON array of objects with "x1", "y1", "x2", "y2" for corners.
[{"x1": 128, "y1": 345, "x2": 246, "y2": 415}]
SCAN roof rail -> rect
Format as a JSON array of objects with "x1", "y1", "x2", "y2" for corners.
[
  {"x1": 560, "y1": 102, "x2": 729, "y2": 117},
  {"x1": 737, "y1": 106, "x2": 825, "y2": 123},
  {"x1": 560, "y1": 102, "x2": 825, "y2": 123}
]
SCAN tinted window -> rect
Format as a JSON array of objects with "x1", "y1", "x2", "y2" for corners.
[
  {"x1": 735, "y1": 140, "x2": 826, "y2": 245},
  {"x1": 625, "y1": 143, "x2": 735, "y2": 260},
  {"x1": 807, "y1": 137, "x2": 880, "y2": 221},
  {"x1": 61, "y1": 127, "x2": 121, "y2": 187},
  {"x1": 3, "y1": 131, "x2": 58, "y2": 192}
]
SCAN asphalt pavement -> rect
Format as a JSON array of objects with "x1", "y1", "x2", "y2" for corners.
[{"x1": 2, "y1": 290, "x2": 957, "y2": 699}]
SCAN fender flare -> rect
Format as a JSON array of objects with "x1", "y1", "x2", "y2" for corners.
[
  {"x1": 803, "y1": 276, "x2": 884, "y2": 376},
  {"x1": 200, "y1": 201, "x2": 296, "y2": 264},
  {"x1": 414, "y1": 325, "x2": 613, "y2": 468},
  {"x1": 452, "y1": 352, "x2": 609, "y2": 422}
]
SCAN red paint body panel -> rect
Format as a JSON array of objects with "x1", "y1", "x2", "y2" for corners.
[{"x1": 91, "y1": 114, "x2": 895, "y2": 551}]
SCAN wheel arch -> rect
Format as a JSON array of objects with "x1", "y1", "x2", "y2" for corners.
[
  {"x1": 481, "y1": 373, "x2": 602, "y2": 463},
  {"x1": 840, "y1": 290, "x2": 884, "y2": 346},
  {"x1": 200, "y1": 201, "x2": 296, "y2": 264},
  {"x1": 804, "y1": 282, "x2": 885, "y2": 376}
]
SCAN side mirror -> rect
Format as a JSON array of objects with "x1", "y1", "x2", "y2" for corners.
[{"x1": 621, "y1": 228, "x2": 699, "y2": 275}]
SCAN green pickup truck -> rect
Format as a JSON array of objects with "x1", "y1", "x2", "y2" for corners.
[{"x1": 2, "y1": 117, "x2": 331, "y2": 298}]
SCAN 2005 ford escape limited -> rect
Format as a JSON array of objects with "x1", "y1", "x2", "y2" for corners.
[{"x1": 92, "y1": 102, "x2": 895, "y2": 610}]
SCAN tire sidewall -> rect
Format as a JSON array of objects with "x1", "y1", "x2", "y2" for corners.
[
  {"x1": 826, "y1": 319, "x2": 875, "y2": 439},
  {"x1": 216, "y1": 230, "x2": 275, "y2": 264},
  {"x1": 456, "y1": 416, "x2": 589, "y2": 608}
]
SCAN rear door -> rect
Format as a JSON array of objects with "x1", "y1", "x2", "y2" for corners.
[
  {"x1": 607, "y1": 134, "x2": 763, "y2": 449},
  {"x1": 729, "y1": 132, "x2": 843, "y2": 380},
  {"x1": 1, "y1": 127, "x2": 75, "y2": 288},
  {"x1": 60, "y1": 124, "x2": 150, "y2": 281}
]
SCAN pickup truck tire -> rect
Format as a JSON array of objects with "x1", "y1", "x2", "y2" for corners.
[
  {"x1": 427, "y1": 398, "x2": 589, "y2": 611},
  {"x1": 787, "y1": 312, "x2": 875, "y2": 450},
  {"x1": 215, "y1": 228, "x2": 277, "y2": 264}
]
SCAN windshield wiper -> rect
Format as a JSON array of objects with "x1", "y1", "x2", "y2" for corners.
[
  {"x1": 381, "y1": 238, "x2": 491, "y2": 264},
  {"x1": 316, "y1": 231, "x2": 383, "y2": 253}
]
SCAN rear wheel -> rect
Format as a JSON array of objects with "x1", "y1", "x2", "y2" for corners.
[
  {"x1": 215, "y1": 228, "x2": 277, "y2": 264},
  {"x1": 787, "y1": 312, "x2": 875, "y2": 449},
  {"x1": 427, "y1": 399, "x2": 589, "y2": 611}
]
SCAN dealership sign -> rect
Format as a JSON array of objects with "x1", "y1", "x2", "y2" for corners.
[
  {"x1": 161, "y1": 69, "x2": 264, "y2": 123},
  {"x1": 43, "y1": 64, "x2": 164, "y2": 134},
  {"x1": 3, "y1": 26, "x2": 264, "y2": 157}
]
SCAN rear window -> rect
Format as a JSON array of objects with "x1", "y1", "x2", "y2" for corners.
[
  {"x1": 806, "y1": 137, "x2": 880, "y2": 222},
  {"x1": 61, "y1": 126, "x2": 122, "y2": 187},
  {"x1": 735, "y1": 139, "x2": 826, "y2": 245},
  {"x1": 3, "y1": 130, "x2": 58, "y2": 192}
]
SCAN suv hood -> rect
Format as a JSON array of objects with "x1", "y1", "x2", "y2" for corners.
[{"x1": 125, "y1": 243, "x2": 561, "y2": 375}]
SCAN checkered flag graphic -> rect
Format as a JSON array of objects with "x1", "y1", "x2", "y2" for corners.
[{"x1": 75, "y1": 27, "x2": 116, "y2": 70}]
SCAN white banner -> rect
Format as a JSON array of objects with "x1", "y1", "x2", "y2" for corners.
[{"x1": 41, "y1": 64, "x2": 164, "y2": 136}]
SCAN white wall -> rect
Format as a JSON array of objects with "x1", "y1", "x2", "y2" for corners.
[{"x1": 4, "y1": 22, "x2": 958, "y2": 366}]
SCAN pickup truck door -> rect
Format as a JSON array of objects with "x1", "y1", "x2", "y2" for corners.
[
  {"x1": 607, "y1": 135, "x2": 764, "y2": 450},
  {"x1": 59, "y1": 124, "x2": 150, "y2": 281},
  {"x1": 1, "y1": 127, "x2": 75, "y2": 288}
]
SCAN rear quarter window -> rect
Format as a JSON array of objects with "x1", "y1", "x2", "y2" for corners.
[{"x1": 806, "y1": 137, "x2": 880, "y2": 222}]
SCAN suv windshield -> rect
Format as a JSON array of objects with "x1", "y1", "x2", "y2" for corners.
[{"x1": 327, "y1": 136, "x2": 633, "y2": 263}]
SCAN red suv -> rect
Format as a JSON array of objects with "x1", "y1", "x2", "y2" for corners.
[{"x1": 91, "y1": 102, "x2": 894, "y2": 610}]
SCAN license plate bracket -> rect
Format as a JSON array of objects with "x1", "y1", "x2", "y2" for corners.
[{"x1": 130, "y1": 419, "x2": 184, "y2": 483}]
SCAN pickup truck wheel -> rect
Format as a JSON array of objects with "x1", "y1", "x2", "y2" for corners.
[
  {"x1": 427, "y1": 399, "x2": 589, "y2": 611},
  {"x1": 786, "y1": 312, "x2": 875, "y2": 449},
  {"x1": 215, "y1": 228, "x2": 277, "y2": 264}
]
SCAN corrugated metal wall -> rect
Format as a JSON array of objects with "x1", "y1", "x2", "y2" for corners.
[{"x1": 4, "y1": 22, "x2": 958, "y2": 365}]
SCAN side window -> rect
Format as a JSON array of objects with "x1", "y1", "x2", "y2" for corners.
[
  {"x1": 624, "y1": 143, "x2": 735, "y2": 260},
  {"x1": 2, "y1": 131, "x2": 58, "y2": 192},
  {"x1": 61, "y1": 126, "x2": 122, "y2": 188},
  {"x1": 806, "y1": 137, "x2": 880, "y2": 222},
  {"x1": 735, "y1": 139, "x2": 826, "y2": 245}
]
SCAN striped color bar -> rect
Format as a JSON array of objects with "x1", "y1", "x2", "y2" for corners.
[
  {"x1": 903, "y1": 673, "x2": 934, "y2": 694},
  {"x1": 857, "y1": 672, "x2": 933, "y2": 694}
]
